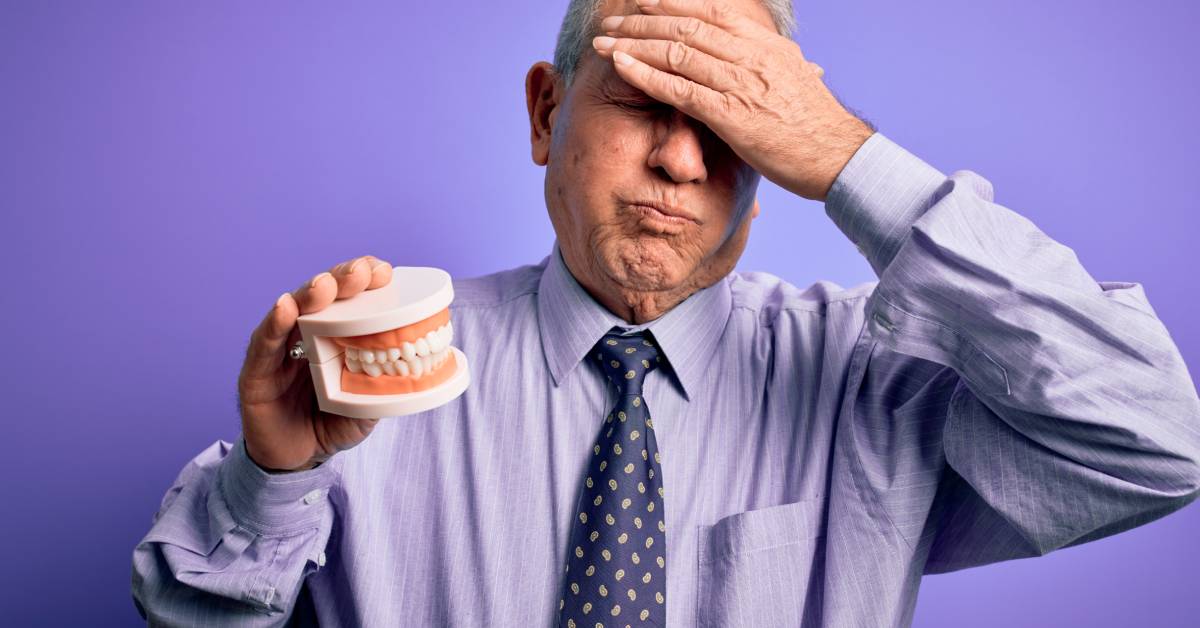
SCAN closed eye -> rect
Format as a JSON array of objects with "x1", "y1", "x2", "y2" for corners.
[{"x1": 617, "y1": 99, "x2": 673, "y2": 115}]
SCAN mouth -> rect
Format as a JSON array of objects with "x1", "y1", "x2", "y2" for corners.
[
  {"x1": 331, "y1": 307, "x2": 457, "y2": 395},
  {"x1": 628, "y1": 200, "x2": 700, "y2": 225}
]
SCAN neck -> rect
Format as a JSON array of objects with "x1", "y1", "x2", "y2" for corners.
[{"x1": 589, "y1": 277, "x2": 704, "y2": 325}]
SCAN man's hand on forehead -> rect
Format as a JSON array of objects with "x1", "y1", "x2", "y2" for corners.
[{"x1": 591, "y1": 0, "x2": 872, "y2": 201}]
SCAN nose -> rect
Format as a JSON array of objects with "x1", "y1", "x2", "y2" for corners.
[{"x1": 646, "y1": 110, "x2": 708, "y2": 184}]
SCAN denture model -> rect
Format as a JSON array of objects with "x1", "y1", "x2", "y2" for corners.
[{"x1": 295, "y1": 266, "x2": 470, "y2": 419}]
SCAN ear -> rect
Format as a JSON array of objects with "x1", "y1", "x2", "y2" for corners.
[
  {"x1": 526, "y1": 61, "x2": 563, "y2": 166},
  {"x1": 751, "y1": 197, "x2": 761, "y2": 219}
]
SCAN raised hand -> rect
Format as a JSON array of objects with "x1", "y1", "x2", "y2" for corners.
[{"x1": 592, "y1": 0, "x2": 873, "y2": 200}]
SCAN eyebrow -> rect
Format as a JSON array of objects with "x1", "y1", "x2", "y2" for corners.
[{"x1": 599, "y1": 75, "x2": 651, "y2": 100}]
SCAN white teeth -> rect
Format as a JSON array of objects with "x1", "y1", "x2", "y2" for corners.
[
  {"x1": 342, "y1": 321, "x2": 454, "y2": 380},
  {"x1": 410, "y1": 355, "x2": 424, "y2": 377}
]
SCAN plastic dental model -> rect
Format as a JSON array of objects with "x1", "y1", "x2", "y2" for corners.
[{"x1": 295, "y1": 266, "x2": 470, "y2": 419}]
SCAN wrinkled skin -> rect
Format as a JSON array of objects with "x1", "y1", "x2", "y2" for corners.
[{"x1": 525, "y1": 0, "x2": 868, "y2": 323}]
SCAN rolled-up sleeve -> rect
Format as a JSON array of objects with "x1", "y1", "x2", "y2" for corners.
[
  {"x1": 825, "y1": 133, "x2": 1200, "y2": 573},
  {"x1": 131, "y1": 436, "x2": 335, "y2": 626}
]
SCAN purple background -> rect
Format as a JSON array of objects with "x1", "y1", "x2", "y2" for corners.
[{"x1": 2, "y1": 1, "x2": 1197, "y2": 625}]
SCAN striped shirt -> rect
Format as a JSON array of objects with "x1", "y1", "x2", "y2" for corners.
[{"x1": 132, "y1": 133, "x2": 1200, "y2": 627}]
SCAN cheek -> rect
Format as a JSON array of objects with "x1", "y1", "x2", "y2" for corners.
[
  {"x1": 568, "y1": 114, "x2": 651, "y2": 164},
  {"x1": 563, "y1": 128, "x2": 647, "y2": 206}
]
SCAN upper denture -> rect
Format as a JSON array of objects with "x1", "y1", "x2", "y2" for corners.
[{"x1": 333, "y1": 307, "x2": 451, "y2": 351}]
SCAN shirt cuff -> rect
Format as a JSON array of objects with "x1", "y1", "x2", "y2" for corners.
[
  {"x1": 216, "y1": 435, "x2": 336, "y2": 536},
  {"x1": 824, "y1": 132, "x2": 949, "y2": 277}
]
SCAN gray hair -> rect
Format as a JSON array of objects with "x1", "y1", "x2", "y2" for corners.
[{"x1": 552, "y1": 0, "x2": 796, "y2": 89}]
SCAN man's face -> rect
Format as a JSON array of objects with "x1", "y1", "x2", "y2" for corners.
[{"x1": 527, "y1": 1, "x2": 772, "y2": 321}]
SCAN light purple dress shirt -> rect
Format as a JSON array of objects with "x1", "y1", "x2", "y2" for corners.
[{"x1": 131, "y1": 133, "x2": 1200, "y2": 627}]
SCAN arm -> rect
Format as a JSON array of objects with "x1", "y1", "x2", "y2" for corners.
[
  {"x1": 131, "y1": 436, "x2": 334, "y2": 626},
  {"x1": 825, "y1": 133, "x2": 1200, "y2": 572}
]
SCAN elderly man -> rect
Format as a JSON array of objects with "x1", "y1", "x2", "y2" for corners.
[{"x1": 132, "y1": 0, "x2": 1200, "y2": 626}]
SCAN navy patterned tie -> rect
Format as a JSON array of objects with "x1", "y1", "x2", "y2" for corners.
[{"x1": 558, "y1": 328, "x2": 667, "y2": 627}]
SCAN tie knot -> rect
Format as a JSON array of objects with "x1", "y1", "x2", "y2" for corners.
[{"x1": 592, "y1": 329, "x2": 661, "y2": 396}]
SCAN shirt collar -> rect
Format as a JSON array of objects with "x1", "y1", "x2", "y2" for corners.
[{"x1": 536, "y1": 239, "x2": 733, "y2": 402}]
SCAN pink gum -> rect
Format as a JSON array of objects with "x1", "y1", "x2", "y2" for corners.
[{"x1": 331, "y1": 307, "x2": 452, "y2": 351}]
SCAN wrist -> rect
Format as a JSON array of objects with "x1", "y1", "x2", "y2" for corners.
[
  {"x1": 810, "y1": 116, "x2": 875, "y2": 202},
  {"x1": 245, "y1": 441, "x2": 323, "y2": 474}
]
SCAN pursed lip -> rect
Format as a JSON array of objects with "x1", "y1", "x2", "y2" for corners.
[{"x1": 628, "y1": 200, "x2": 701, "y2": 225}]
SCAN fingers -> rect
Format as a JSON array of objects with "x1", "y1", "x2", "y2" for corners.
[
  {"x1": 594, "y1": 36, "x2": 740, "y2": 93},
  {"x1": 332, "y1": 255, "x2": 394, "y2": 296},
  {"x1": 633, "y1": 0, "x2": 774, "y2": 40},
  {"x1": 290, "y1": 255, "x2": 393, "y2": 315},
  {"x1": 329, "y1": 256, "x2": 373, "y2": 300},
  {"x1": 242, "y1": 291, "x2": 300, "y2": 380},
  {"x1": 294, "y1": 270, "x2": 338, "y2": 315},
  {"x1": 609, "y1": 49, "x2": 724, "y2": 123},
  {"x1": 365, "y1": 256, "x2": 393, "y2": 290},
  {"x1": 600, "y1": 14, "x2": 748, "y2": 64},
  {"x1": 242, "y1": 255, "x2": 392, "y2": 381}
]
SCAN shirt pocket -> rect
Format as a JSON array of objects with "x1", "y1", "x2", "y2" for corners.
[{"x1": 696, "y1": 495, "x2": 826, "y2": 627}]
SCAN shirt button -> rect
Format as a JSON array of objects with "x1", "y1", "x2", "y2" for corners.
[
  {"x1": 302, "y1": 489, "x2": 325, "y2": 505},
  {"x1": 317, "y1": 551, "x2": 327, "y2": 567}
]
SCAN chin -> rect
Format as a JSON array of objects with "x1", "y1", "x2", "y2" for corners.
[{"x1": 599, "y1": 235, "x2": 697, "y2": 292}]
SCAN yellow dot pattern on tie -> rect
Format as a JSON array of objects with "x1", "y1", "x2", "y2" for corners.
[{"x1": 557, "y1": 329, "x2": 668, "y2": 625}]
